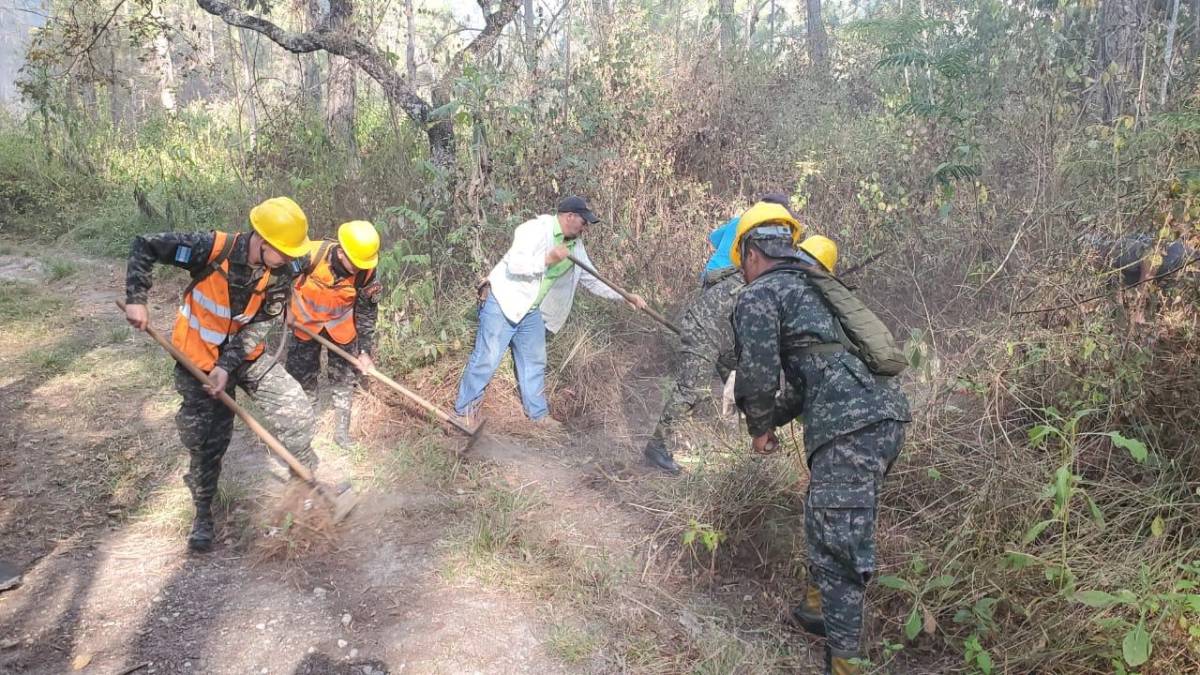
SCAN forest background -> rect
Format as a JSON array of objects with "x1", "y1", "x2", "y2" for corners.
[{"x1": 2, "y1": 0, "x2": 1200, "y2": 671}]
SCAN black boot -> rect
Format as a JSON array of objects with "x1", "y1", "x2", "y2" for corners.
[
  {"x1": 786, "y1": 584, "x2": 827, "y2": 637},
  {"x1": 187, "y1": 505, "x2": 215, "y2": 553},
  {"x1": 643, "y1": 438, "x2": 682, "y2": 475},
  {"x1": 334, "y1": 408, "x2": 353, "y2": 448}
]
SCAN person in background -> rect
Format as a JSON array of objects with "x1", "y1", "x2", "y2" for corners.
[
  {"x1": 286, "y1": 220, "x2": 384, "y2": 448},
  {"x1": 454, "y1": 196, "x2": 647, "y2": 427},
  {"x1": 643, "y1": 193, "x2": 794, "y2": 474}
]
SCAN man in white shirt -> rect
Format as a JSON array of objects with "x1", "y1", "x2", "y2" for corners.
[{"x1": 454, "y1": 196, "x2": 647, "y2": 423}]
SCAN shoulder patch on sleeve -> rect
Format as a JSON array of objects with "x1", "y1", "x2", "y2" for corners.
[{"x1": 174, "y1": 245, "x2": 192, "y2": 264}]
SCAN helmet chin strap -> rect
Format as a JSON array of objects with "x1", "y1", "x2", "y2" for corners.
[{"x1": 247, "y1": 232, "x2": 264, "y2": 267}]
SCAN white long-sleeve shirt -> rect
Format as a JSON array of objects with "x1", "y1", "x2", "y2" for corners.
[{"x1": 486, "y1": 214, "x2": 624, "y2": 333}]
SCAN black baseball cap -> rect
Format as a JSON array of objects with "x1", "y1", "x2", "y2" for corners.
[{"x1": 557, "y1": 196, "x2": 600, "y2": 225}]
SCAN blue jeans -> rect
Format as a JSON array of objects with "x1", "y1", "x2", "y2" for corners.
[{"x1": 454, "y1": 294, "x2": 549, "y2": 420}]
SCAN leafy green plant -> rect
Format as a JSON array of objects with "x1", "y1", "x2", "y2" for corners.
[
  {"x1": 682, "y1": 519, "x2": 726, "y2": 572},
  {"x1": 1021, "y1": 406, "x2": 1151, "y2": 591},
  {"x1": 878, "y1": 556, "x2": 957, "y2": 641},
  {"x1": 1073, "y1": 562, "x2": 1200, "y2": 668},
  {"x1": 962, "y1": 633, "x2": 994, "y2": 674}
]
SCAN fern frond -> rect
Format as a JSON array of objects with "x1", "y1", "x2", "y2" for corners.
[{"x1": 932, "y1": 162, "x2": 980, "y2": 185}]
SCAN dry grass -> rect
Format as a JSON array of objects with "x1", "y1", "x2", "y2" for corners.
[{"x1": 253, "y1": 481, "x2": 343, "y2": 561}]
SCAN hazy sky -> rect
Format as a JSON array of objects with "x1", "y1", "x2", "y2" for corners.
[{"x1": 0, "y1": 0, "x2": 44, "y2": 105}]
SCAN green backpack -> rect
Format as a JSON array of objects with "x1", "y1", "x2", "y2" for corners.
[{"x1": 791, "y1": 264, "x2": 908, "y2": 377}]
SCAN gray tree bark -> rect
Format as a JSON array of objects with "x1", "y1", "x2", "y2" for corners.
[
  {"x1": 1191, "y1": 0, "x2": 1199, "y2": 59},
  {"x1": 718, "y1": 0, "x2": 735, "y2": 57},
  {"x1": 150, "y1": 2, "x2": 177, "y2": 114},
  {"x1": 404, "y1": 0, "x2": 417, "y2": 83},
  {"x1": 806, "y1": 0, "x2": 828, "y2": 73},
  {"x1": 322, "y1": 0, "x2": 356, "y2": 152},
  {"x1": 522, "y1": 0, "x2": 538, "y2": 72},
  {"x1": 300, "y1": 0, "x2": 324, "y2": 109},
  {"x1": 1093, "y1": 0, "x2": 1146, "y2": 123},
  {"x1": 1160, "y1": 0, "x2": 1182, "y2": 106},
  {"x1": 326, "y1": 57, "x2": 357, "y2": 151}
]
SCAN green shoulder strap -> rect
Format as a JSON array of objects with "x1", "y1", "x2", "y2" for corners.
[{"x1": 792, "y1": 263, "x2": 908, "y2": 377}]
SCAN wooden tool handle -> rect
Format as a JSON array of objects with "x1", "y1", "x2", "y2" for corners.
[
  {"x1": 116, "y1": 300, "x2": 315, "y2": 483},
  {"x1": 565, "y1": 253, "x2": 681, "y2": 335},
  {"x1": 289, "y1": 322, "x2": 475, "y2": 437}
]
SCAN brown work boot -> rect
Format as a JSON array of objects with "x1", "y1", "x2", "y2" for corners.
[
  {"x1": 825, "y1": 648, "x2": 863, "y2": 675},
  {"x1": 787, "y1": 584, "x2": 827, "y2": 637},
  {"x1": 530, "y1": 415, "x2": 566, "y2": 434}
]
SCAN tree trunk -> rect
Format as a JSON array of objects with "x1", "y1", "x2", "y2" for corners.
[
  {"x1": 1093, "y1": 0, "x2": 1146, "y2": 123},
  {"x1": 806, "y1": 0, "x2": 829, "y2": 73},
  {"x1": 1190, "y1": 0, "x2": 1199, "y2": 59},
  {"x1": 562, "y1": 0, "x2": 571, "y2": 121},
  {"x1": 523, "y1": 0, "x2": 538, "y2": 72},
  {"x1": 151, "y1": 3, "x2": 178, "y2": 115},
  {"x1": 404, "y1": 0, "x2": 417, "y2": 83},
  {"x1": 1160, "y1": 0, "x2": 1183, "y2": 106},
  {"x1": 301, "y1": 0, "x2": 323, "y2": 109},
  {"x1": 322, "y1": 0, "x2": 356, "y2": 151},
  {"x1": 238, "y1": 28, "x2": 261, "y2": 138},
  {"x1": 718, "y1": 0, "x2": 736, "y2": 57},
  {"x1": 768, "y1": 0, "x2": 776, "y2": 51},
  {"x1": 107, "y1": 25, "x2": 122, "y2": 128},
  {"x1": 326, "y1": 57, "x2": 357, "y2": 152},
  {"x1": 227, "y1": 26, "x2": 258, "y2": 145}
]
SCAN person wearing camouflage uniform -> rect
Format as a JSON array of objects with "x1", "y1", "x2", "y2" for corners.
[
  {"x1": 286, "y1": 326, "x2": 373, "y2": 446},
  {"x1": 284, "y1": 222, "x2": 383, "y2": 448},
  {"x1": 644, "y1": 193, "x2": 794, "y2": 475},
  {"x1": 730, "y1": 211, "x2": 910, "y2": 675},
  {"x1": 125, "y1": 210, "x2": 319, "y2": 553},
  {"x1": 643, "y1": 267, "x2": 742, "y2": 473}
]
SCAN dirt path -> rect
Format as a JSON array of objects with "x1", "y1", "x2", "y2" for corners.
[{"x1": 0, "y1": 246, "x2": 819, "y2": 674}]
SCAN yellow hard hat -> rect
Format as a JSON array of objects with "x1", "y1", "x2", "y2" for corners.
[
  {"x1": 249, "y1": 197, "x2": 311, "y2": 257},
  {"x1": 729, "y1": 201, "x2": 804, "y2": 268},
  {"x1": 337, "y1": 220, "x2": 381, "y2": 270},
  {"x1": 799, "y1": 235, "x2": 838, "y2": 272}
]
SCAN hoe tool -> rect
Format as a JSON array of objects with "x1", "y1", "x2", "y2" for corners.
[
  {"x1": 291, "y1": 323, "x2": 485, "y2": 454},
  {"x1": 565, "y1": 253, "x2": 681, "y2": 335}
]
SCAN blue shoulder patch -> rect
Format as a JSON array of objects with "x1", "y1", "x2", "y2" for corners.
[{"x1": 174, "y1": 245, "x2": 192, "y2": 264}]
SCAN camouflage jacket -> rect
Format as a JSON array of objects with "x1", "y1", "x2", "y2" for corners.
[
  {"x1": 126, "y1": 231, "x2": 297, "y2": 372},
  {"x1": 732, "y1": 264, "x2": 911, "y2": 456}
]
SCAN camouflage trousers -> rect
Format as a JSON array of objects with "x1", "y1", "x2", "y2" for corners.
[
  {"x1": 284, "y1": 334, "x2": 360, "y2": 419},
  {"x1": 174, "y1": 357, "x2": 317, "y2": 511},
  {"x1": 805, "y1": 419, "x2": 906, "y2": 654},
  {"x1": 651, "y1": 269, "x2": 743, "y2": 441}
]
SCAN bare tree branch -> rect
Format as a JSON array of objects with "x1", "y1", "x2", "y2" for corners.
[
  {"x1": 443, "y1": 0, "x2": 521, "y2": 84},
  {"x1": 196, "y1": 0, "x2": 432, "y2": 130},
  {"x1": 196, "y1": 0, "x2": 520, "y2": 169}
]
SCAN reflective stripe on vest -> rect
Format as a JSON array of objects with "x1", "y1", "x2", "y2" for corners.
[
  {"x1": 291, "y1": 243, "x2": 362, "y2": 345},
  {"x1": 171, "y1": 231, "x2": 272, "y2": 371}
]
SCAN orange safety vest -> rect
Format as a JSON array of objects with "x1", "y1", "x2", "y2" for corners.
[
  {"x1": 171, "y1": 231, "x2": 271, "y2": 371},
  {"x1": 291, "y1": 242, "x2": 371, "y2": 345}
]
